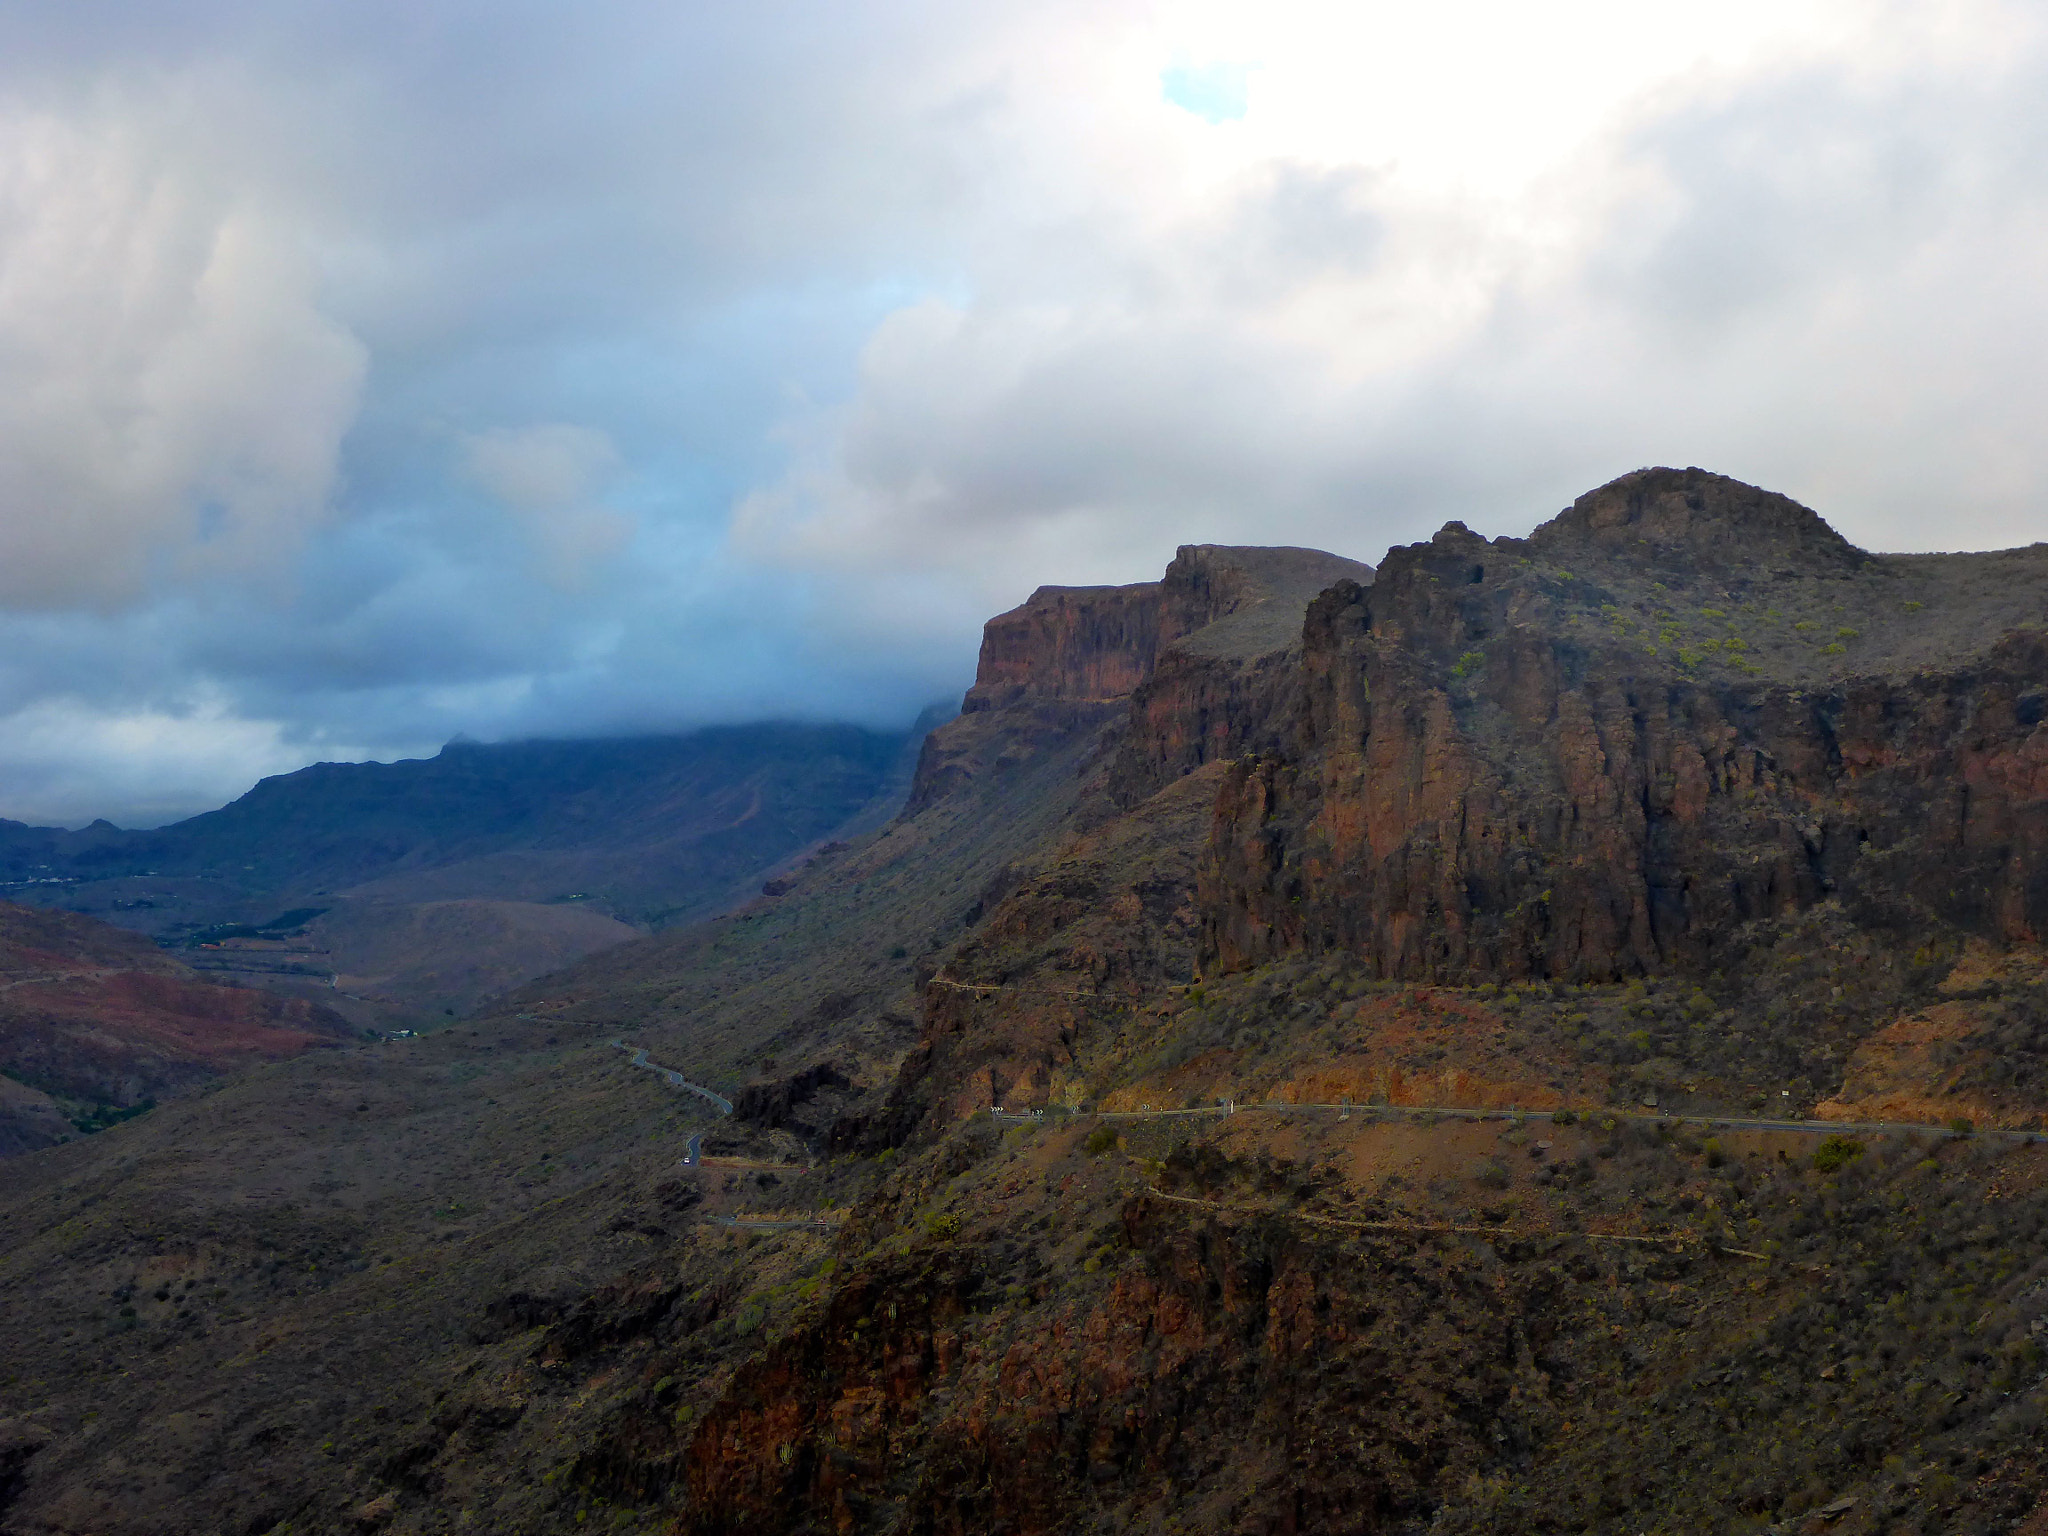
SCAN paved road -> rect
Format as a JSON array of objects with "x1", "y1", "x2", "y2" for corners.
[
  {"x1": 609, "y1": 1039, "x2": 735, "y2": 1116},
  {"x1": 993, "y1": 1100, "x2": 2042, "y2": 1142}
]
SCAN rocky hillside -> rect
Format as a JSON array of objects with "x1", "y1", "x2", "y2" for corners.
[
  {"x1": 1207, "y1": 468, "x2": 2048, "y2": 982},
  {"x1": 5, "y1": 474, "x2": 2048, "y2": 1536},
  {"x1": 0, "y1": 901, "x2": 356, "y2": 1156}
]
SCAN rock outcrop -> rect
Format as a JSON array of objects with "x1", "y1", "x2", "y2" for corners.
[
  {"x1": 909, "y1": 544, "x2": 1372, "y2": 815},
  {"x1": 1203, "y1": 466, "x2": 2048, "y2": 983}
]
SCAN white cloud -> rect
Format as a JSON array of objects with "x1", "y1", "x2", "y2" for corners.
[
  {"x1": 0, "y1": 692, "x2": 377, "y2": 828},
  {"x1": 744, "y1": 0, "x2": 2048, "y2": 607},
  {"x1": 0, "y1": 102, "x2": 366, "y2": 608},
  {"x1": 0, "y1": 0, "x2": 2046, "y2": 821}
]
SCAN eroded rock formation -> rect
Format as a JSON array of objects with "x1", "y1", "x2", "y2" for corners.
[{"x1": 1203, "y1": 468, "x2": 2048, "y2": 982}]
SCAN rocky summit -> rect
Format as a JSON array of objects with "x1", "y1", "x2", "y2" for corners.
[{"x1": 6, "y1": 469, "x2": 2048, "y2": 1535}]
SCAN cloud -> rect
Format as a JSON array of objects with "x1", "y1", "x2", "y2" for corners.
[
  {"x1": 0, "y1": 103, "x2": 366, "y2": 608},
  {"x1": 459, "y1": 423, "x2": 633, "y2": 590},
  {"x1": 1162, "y1": 62, "x2": 1253, "y2": 124},
  {"x1": 0, "y1": 691, "x2": 370, "y2": 829},
  {"x1": 748, "y1": 0, "x2": 2048, "y2": 598},
  {"x1": 0, "y1": 0, "x2": 2045, "y2": 823}
]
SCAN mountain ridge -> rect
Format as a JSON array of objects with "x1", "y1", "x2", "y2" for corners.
[
  {"x1": 0, "y1": 720, "x2": 923, "y2": 1020},
  {"x1": 7, "y1": 472, "x2": 2048, "y2": 1534}
]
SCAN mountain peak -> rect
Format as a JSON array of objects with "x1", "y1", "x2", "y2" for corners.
[{"x1": 1531, "y1": 466, "x2": 1864, "y2": 574}]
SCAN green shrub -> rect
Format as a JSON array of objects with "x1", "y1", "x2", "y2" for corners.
[
  {"x1": 1470, "y1": 1158, "x2": 1512, "y2": 1191},
  {"x1": 1813, "y1": 1135, "x2": 1865, "y2": 1173},
  {"x1": 1083, "y1": 1126, "x2": 1119, "y2": 1157},
  {"x1": 1948, "y1": 1116, "x2": 1975, "y2": 1137},
  {"x1": 924, "y1": 1211, "x2": 962, "y2": 1240}
]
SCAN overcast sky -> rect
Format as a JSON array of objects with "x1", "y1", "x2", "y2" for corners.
[{"x1": 1, "y1": 0, "x2": 2044, "y2": 825}]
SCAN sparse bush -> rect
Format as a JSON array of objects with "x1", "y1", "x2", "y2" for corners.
[
  {"x1": 1949, "y1": 1116, "x2": 1975, "y2": 1137},
  {"x1": 1813, "y1": 1135, "x2": 1865, "y2": 1174},
  {"x1": 1083, "y1": 1126, "x2": 1119, "y2": 1157},
  {"x1": 1551, "y1": 1108, "x2": 1578, "y2": 1126},
  {"x1": 1470, "y1": 1158, "x2": 1511, "y2": 1190},
  {"x1": 924, "y1": 1211, "x2": 962, "y2": 1240}
]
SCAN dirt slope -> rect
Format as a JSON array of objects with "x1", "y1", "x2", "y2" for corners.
[{"x1": 0, "y1": 902, "x2": 357, "y2": 1156}]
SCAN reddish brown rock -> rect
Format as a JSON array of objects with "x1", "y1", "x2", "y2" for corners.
[
  {"x1": 913, "y1": 545, "x2": 1373, "y2": 816},
  {"x1": 1202, "y1": 467, "x2": 2048, "y2": 983},
  {"x1": 0, "y1": 900, "x2": 356, "y2": 1151}
]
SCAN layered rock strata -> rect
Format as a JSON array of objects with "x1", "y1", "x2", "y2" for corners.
[{"x1": 1203, "y1": 467, "x2": 2048, "y2": 982}]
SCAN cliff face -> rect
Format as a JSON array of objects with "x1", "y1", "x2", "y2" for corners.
[
  {"x1": 969, "y1": 581, "x2": 1163, "y2": 704},
  {"x1": 1203, "y1": 468, "x2": 2048, "y2": 983},
  {"x1": 673, "y1": 1190, "x2": 1547, "y2": 1536},
  {"x1": 966, "y1": 546, "x2": 1372, "y2": 709},
  {"x1": 910, "y1": 544, "x2": 1373, "y2": 816},
  {"x1": 894, "y1": 543, "x2": 1375, "y2": 1119}
]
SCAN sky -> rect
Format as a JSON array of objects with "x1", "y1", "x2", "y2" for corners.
[{"x1": 1, "y1": 0, "x2": 2045, "y2": 825}]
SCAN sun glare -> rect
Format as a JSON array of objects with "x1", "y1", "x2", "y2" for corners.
[{"x1": 1145, "y1": 0, "x2": 1904, "y2": 196}]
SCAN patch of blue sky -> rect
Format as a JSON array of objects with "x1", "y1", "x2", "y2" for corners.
[{"x1": 1161, "y1": 61, "x2": 1251, "y2": 124}]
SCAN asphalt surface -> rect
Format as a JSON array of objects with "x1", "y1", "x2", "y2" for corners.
[
  {"x1": 609, "y1": 1039, "x2": 735, "y2": 1115},
  {"x1": 992, "y1": 1100, "x2": 2040, "y2": 1141}
]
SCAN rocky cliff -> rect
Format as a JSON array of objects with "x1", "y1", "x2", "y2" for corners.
[
  {"x1": 910, "y1": 544, "x2": 1371, "y2": 816},
  {"x1": 1204, "y1": 467, "x2": 2048, "y2": 985}
]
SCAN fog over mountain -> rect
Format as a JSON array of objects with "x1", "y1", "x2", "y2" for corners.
[{"x1": 3, "y1": 0, "x2": 2047, "y2": 824}]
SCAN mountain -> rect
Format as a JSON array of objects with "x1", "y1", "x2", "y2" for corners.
[
  {"x1": 0, "y1": 901, "x2": 356, "y2": 1155},
  {"x1": 0, "y1": 721, "x2": 921, "y2": 1020},
  {"x1": 5, "y1": 481, "x2": 2048, "y2": 1535}
]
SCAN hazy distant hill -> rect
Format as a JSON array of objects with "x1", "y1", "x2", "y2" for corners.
[
  {"x1": 0, "y1": 900, "x2": 355, "y2": 1156},
  {"x1": 0, "y1": 721, "x2": 924, "y2": 1017}
]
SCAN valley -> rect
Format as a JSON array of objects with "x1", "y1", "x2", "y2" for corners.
[
  {"x1": 5, "y1": 471, "x2": 2048, "y2": 1534},
  {"x1": 0, "y1": 721, "x2": 923, "y2": 1031}
]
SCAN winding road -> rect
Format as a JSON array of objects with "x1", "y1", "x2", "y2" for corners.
[
  {"x1": 993, "y1": 1099, "x2": 2042, "y2": 1142},
  {"x1": 609, "y1": 1039, "x2": 735, "y2": 1116},
  {"x1": 609, "y1": 1039, "x2": 732, "y2": 1165}
]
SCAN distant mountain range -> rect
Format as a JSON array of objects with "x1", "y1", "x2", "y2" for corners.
[{"x1": 0, "y1": 720, "x2": 930, "y2": 1019}]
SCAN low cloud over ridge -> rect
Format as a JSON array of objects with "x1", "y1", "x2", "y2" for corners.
[{"x1": 0, "y1": 0, "x2": 2044, "y2": 824}]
